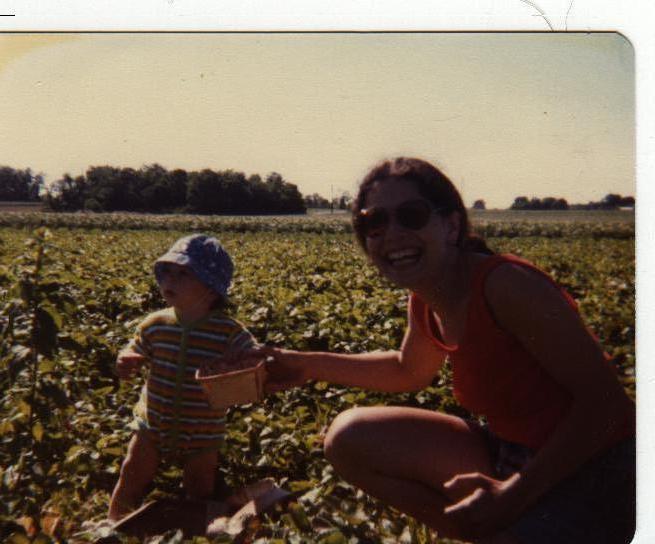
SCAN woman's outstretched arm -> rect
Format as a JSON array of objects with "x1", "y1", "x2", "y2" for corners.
[{"x1": 261, "y1": 295, "x2": 447, "y2": 393}]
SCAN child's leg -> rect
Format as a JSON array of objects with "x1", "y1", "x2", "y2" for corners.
[
  {"x1": 183, "y1": 449, "x2": 218, "y2": 500},
  {"x1": 108, "y1": 431, "x2": 160, "y2": 521}
]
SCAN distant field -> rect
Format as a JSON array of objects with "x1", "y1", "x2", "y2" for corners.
[
  {"x1": 470, "y1": 208, "x2": 635, "y2": 223},
  {"x1": 308, "y1": 207, "x2": 636, "y2": 223},
  {"x1": 0, "y1": 209, "x2": 635, "y2": 239},
  {"x1": 0, "y1": 201, "x2": 45, "y2": 212}
]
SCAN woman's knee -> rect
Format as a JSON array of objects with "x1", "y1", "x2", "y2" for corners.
[{"x1": 323, "y1": 407, "x2": 376, "y2": 468}]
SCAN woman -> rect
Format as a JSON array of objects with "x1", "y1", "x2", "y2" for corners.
[{"x1": 259, "y1": 157, "x2": 635, "y2": 543}]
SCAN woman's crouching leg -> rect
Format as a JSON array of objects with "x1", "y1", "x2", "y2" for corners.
[{"x1": 323, "y1": 406, "x2": 495, "y2": 540}]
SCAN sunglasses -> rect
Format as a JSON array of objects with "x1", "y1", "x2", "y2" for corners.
[{"x1": 357, "y1": 199, "x2": 446, "y2": 238}]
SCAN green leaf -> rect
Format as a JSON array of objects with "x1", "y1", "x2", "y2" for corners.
[
  {"x1": 65, "y1": 445, "x2": 86, "y2": 463},
  {"x1": 38, "y1": 358, "x2": 56, "y2": 373},
  {"x1": 57, "y1": 333, "x2": 85, "y2": 352},
  {"x1": 35, "y1": 307, "x2": 59, "y2": 356},
  {"x1": 32, "y1": 421, "x2": 44, "y2": 442},
  {"x1": 6, "y1": 533, "x2": 31, "y2": 544},
  {"x1": 0, "y1": 419, "x2": 15, "y2": 436},
  {"x1": 40, "y1": 301, "x2": 63, "y2": 329},
  {"x1": 18, "y1": 399, "x2": 32, "y2": 417},
  {"x1": 94, "y1": 385, "x2": 114, "y2": 396},
  {"x1": 288, "y1": 503, "x2": 311, "y2": 532},
  {"x1": 318, "y1": 530, "x2": 348, "y2": 544}
]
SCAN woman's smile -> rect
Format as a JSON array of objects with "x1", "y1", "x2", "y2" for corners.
[{"x1": 385, "y1": 247, "x2": 424, "y2": 269}]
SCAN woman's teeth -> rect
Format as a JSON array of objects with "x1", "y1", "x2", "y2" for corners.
[{"x1": 386, "y1": 248, "x2": 421, "y2": 267}]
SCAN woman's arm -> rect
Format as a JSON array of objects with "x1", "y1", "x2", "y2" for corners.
[
  {"x1": 263, "y1": 295, "x2": 447, "y2": 393},
  {"x1": 444, "y1": 263, "x2": 634, "y2": 535}
]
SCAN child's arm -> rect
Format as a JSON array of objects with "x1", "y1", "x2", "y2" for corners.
[
  {"x1": 116, "y1": 350, "x2": 148, "y2": 380},
  {"x1": 199, "y1": 326, "x2": 261, "y2": 376},
  {"x1": 116, "y1": 323, "x2": 152, "y2": 380}
]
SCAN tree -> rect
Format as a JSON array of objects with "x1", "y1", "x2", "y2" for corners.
[
  {"x1": 472, "y1": 199, "x2": 486, "y2": 210},
  {"x1": 168, "y1": 169, "x2": 189, "y2": 211},
  {"x1": 554, "y1": 198, "x2": 569, "y2": 210},
  {"x1": 45, "y1": 174, "x2": 87, "y2": 211},
  {"x1": 619, "y1": 196, "x2": 635, "y2": 208},
  {"x1": 84, "y1": 166, "x2": 134, "y2": 211},
  {"x1": 332, "y1": 191, "x2": 352, "y2": 211},
  {"x1": 247, "y1": 174, "x2": 273, "y2": 213},
  {"x1": 305, "y1": 193, "x2": 331, "y2": 209},
  {"x1": 0, "y1": 167, "x2": 43, "y2": 201},
  {"x1": 541, "y1": 197, "x2": 557, "y2": 210},
  {"x1": 139, "y1": 163, "x2": 172, "y2": 212},
  {"x1": 601, "y1": 193, "x2": 622, "y2": 209},
  {"x1": 509, "y1": 196, "x2": 568, "y2": 210},
  {"x1": 264, "y1": 172, "x2": 306, "y2": 214},
  {"x1": 510, "y1": 196, "x2": 529, "y2": 210},
  {"x1": 186, "y1": 169, "x2": 224, "y2": 214},
  {"x1": 222, "y1": 170, "x2": 250, "y2": 214}
]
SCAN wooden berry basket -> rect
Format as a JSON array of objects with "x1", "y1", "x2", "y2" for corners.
[{"x1": 196, "y1": 361, "x2": 267, "y2": 410}]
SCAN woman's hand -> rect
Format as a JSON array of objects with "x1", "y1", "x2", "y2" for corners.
[
  {"x1": 116, "y1": 350, "x2": 148, "y2": 380},
  {"x1": 253, "y1": 346, "x2": 309, "y2": 393},
  {"x1": 442, "y1": 471, "x2": 523, "y2": 540}
]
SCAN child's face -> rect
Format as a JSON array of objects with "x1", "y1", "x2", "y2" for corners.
[{"x1": 156, "y1": 263, "x2": 217, "y2": 312}]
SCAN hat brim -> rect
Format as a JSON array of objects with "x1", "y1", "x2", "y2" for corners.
[{"x1": 155, "y1": 252, "x2": 192, "y2": 267}]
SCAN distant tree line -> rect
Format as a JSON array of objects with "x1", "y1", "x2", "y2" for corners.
[
  {"x1": 3, "y1": 163, "x2": 635, "y2": 215},
  {"x1": 510, "y1": 196, "x2": 571, "y2": 210},
  {"x1": 0, "y1": 167, "x2": 44, "y2": 201},
  {"x1": 43, "y1": 164, "x2": 306, "y2": 214},
  {"x1": 509, "y1": 194, "x2": 634, "y2": 211},
  {"x1": 569, "y1": 193, "x2": 635, "y2": 210}
]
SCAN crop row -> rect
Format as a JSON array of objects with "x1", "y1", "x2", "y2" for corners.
[{"x1": 0, "y1": 211, "x2": 635, "y2": 239}]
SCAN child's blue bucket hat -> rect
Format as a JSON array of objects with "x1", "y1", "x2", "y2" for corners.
[{"x1": 154, "y1": 234, "x2": 233, "y2": 298}]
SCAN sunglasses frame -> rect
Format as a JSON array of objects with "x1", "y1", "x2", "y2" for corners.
[{"x1": 357, "y1": 199, "x2": 448, "y2": 238}]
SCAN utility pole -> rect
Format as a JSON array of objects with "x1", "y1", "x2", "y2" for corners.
[{"x1": 330, "y1": 184, "x2": 334, "y2": 214}]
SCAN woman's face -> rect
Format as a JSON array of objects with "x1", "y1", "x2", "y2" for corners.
[{"x1": 361, "y1": 178, "x2": 459, "y2": 288}]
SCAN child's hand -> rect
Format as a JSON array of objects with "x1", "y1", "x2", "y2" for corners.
[{"x1": 116, "y1": 351, "x2": 147, "y2": 380}]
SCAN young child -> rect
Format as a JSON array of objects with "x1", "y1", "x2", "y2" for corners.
[{"x1": 108, "y1": 234, "x2": 258, "y2": 521}]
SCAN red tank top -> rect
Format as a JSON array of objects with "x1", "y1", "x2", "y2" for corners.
[{"x1": 410, "y1": 254, "x2": 628, "y2": 450}]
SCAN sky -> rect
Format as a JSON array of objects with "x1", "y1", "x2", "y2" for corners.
[{"x1": 0, "y1": 31, "x2": 635, "y2": 209}]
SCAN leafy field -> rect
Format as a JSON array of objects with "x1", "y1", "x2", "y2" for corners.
[
  {"x1": 0, "y1": 214, "x2": 635, "y2": 544},
  {"x1": 0, "y1": 209, "x2": 635, "y2": 239}
]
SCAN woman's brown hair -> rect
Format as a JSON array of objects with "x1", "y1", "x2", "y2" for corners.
[{"x1": 352, "y1": 157, "x2": 494, "y2": 255}]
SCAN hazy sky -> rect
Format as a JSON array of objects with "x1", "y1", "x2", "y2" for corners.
[{"x1": 0, "y1": 32, "x2": 634, "y2": 208}]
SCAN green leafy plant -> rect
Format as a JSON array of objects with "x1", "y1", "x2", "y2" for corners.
[{"x1": 0, "y1": 216, "x2": 635, "y2": 543}]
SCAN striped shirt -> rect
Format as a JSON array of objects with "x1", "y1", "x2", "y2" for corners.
[{"x1": 127, "y1": 307, "x2": 256, "y2": 453}]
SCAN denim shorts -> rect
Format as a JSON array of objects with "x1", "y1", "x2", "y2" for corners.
[{"x1": 477, "y1": 427, "x2": 636, "y2": 544}]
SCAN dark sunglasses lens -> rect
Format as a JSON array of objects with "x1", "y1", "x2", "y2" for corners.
[
  {"x1": 361, "y1": 209, "x2": 389, "y2": 237},
  {"x1": 396, "y1": 200, "x2": 432, "y2": 230}
]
